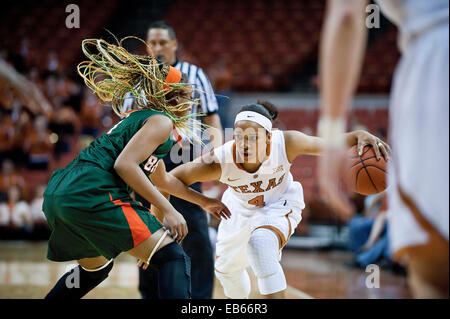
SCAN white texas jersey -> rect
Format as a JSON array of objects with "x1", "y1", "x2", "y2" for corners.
[
  {"x1": 213, "y1": 130, "x2": 304, "y2": 210},
  {"x1": 375, "y1": 0, "x2": 449, "y2": 52}
]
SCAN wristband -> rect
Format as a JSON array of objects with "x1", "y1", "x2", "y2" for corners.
[{"x1": 318, "y1": 116, "x2": 347, "y2": 147}]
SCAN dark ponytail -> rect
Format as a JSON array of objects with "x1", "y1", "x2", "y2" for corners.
[{"x1": 237, "y1": 100, "x2": 279, "y2": 122}]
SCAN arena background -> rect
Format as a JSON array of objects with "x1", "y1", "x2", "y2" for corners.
[{"x1": 0, "y1": 0, "x2": 410, "y2": 299}]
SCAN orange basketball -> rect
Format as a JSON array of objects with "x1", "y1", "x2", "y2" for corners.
[{"x1": 344, "y1": 145, "x2": 387, "y2": 195}]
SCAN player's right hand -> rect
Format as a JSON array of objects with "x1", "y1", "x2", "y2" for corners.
[
  {"x1": 201, "y1": 197, "x2": 231, "y2": 220},
  {"x1": 164, "y1": 209, "x2": 188, "y2": 244}
]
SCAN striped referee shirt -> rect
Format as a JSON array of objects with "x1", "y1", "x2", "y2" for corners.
[{"x1": 122, "y1": 60, "x2": 219, "y2": 119}]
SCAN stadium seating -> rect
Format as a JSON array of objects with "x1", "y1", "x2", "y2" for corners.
[
  {"x1": 164, "y1": 0, "x2": 324, "y2": 91},
  {"x1": 163, "y1": 0, "x2": 399, "y2": 93},
  {"x1": 0, "y1": 0, "x2": 118, "y2": 71},
  {"x1": 1, "y1": 0, "x2": 400, "y2": 93},
  {"x1": 358, "y1": 28, "x2": 400, "y2": 93}
]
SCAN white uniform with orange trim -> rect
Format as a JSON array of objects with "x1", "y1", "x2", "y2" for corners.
[
  {"x1": 212, "y1": 129, "x2": 304, "y2": 296},
  {"x1": 375, "y1": 0, "x2": 449, "y2": 256}
]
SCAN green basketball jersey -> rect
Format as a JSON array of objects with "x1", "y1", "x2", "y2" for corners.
[
  {"x1": 76, "y1": 109, "x2": 174, "y2": 178},
  {"x1": 43, "y1": 109, "x2": 176, "y2": 261}
]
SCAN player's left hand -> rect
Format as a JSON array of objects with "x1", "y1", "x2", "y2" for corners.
[
  {"x1": 354, "y1": 130, "x2": 391, "y2": 161},
  {"x1": 201, "y1": 197, "x2": 231, "y2": 220}
]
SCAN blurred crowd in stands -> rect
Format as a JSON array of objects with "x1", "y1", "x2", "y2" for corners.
[{"x1": 0, "y1": 44, "x2": 118, "y2": 240}]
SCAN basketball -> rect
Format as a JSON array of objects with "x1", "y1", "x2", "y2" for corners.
[{"x1": 344, "y1": 145, "x2": 388, "y2": 195}]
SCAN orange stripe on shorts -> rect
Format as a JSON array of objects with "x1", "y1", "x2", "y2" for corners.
[{"x1": 109, "y1": 193, "x2": 151, "y2": 247}]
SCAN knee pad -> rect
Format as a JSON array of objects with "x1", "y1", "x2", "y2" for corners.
[
  {"x1": 248, "y1": 228, "x2": 286, "y2": 295},
  {"x1": 256, "y1": 262, "x2": 286, "y2": 295},
  {"x1": 215, "y1": 269, "x2": 251, "y2": 299},
  {"x1": 150, "y1": 242, "x2": 191, "y2": 299}
]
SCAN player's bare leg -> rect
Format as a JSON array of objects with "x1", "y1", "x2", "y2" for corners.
[
  {"x1": 403, "y1": 243, "x2": 449, "y2": 299},
  {"x1": 397, "y1": 187, "x2": 449, "y2": 299},
  {"x1": 78, "y1": 256, "x2": 109, "y2": 270},
  {"x1": 409, "y1": 267, "x2": 448, "y2": 299},
  {"x1": 126, "y1": 228, "x2": 174, "y2": 265}
]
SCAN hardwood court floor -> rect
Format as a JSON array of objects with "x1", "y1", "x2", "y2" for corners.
[{"x1": 0, "y1": 241, "x2": 411, "y2": 299}]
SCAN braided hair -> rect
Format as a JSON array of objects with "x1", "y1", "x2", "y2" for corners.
[{"x1": 77, "y1": 37, "x2": 205, "y2": 143}]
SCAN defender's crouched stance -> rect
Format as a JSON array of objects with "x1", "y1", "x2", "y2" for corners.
[{"x1": 171, "y1": 101, "x2": 389, "y2": 298}]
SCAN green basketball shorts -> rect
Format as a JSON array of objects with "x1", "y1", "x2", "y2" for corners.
[{"x1": 43, "y1": 160, "x2": 163, "y2": 262}]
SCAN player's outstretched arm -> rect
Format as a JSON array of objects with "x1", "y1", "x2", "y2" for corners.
[
  {"x1": 0, "y1": 59, "x2": 52, "y2": 116},
  {"x1": 150, "y1": 157, "x2": 230, "y2": 220},
  {"x1": 317, "y1": 0, "x2": 369, "y2": 219},
  {"x1": 170, "y1": 151, "x2": 222, "y2": 185},
  {"x1": 283, "y1": 130, "x2": 390, "y2": 161}
]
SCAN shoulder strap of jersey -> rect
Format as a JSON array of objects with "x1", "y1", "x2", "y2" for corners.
[
  {"x1": 272, "y1": 130, "x2": 289, "y2": 164},
  {"x1": 213, "y1": 140, "x2": 233, "y2": 165}
]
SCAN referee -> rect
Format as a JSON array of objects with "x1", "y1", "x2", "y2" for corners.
[{"x1": 122, "y1": 21, "x2": 223, "y2": 299}]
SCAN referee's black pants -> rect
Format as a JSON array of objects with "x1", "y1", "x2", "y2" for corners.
[{"x1": 137, "y1": 185, "x2": 215, "y2": 299}]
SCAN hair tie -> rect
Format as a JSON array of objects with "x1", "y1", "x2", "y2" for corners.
[{"x1": 164, "y1": 66, "x2": 182, "y2": 89}]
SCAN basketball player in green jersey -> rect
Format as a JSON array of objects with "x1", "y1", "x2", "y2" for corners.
[{"x1": 43, "y1": 38, "x2": 230, "y2": 299}]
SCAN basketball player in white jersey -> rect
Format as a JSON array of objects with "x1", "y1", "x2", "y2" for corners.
[
  {"x1": 168, "y1": 101, "x2": 388, "y2": 299},
  {"x1": 318, "y1": 0, "x2": 448, "y2": 298}
]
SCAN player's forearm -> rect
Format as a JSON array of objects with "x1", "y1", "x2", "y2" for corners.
[
  {"x1": 319, "y1": 0, "x2": 368, "y2": 119},
  {"x1": 169, "y1": 162, "x2": 203, "y2": 186},
  {"x1": 312, "y1": 130, "x2": 368, "y2": 154},
  {"x1": 150, "y1": 191, "x2": 169, "y2": 223},
  {"x1": 114, "y1": 163, "x2": 175, "y2": 214},
  {"x1": 157, "y1": 173, "x2": 208, "y2": 207}
]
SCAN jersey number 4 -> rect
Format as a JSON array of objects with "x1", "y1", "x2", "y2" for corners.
[
  {"x1": 144, "y1": 155, "x2": 159, "y2": 174},
  {"x1": 248, "y1": 195, "x2": 265, "y2": 207}
]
